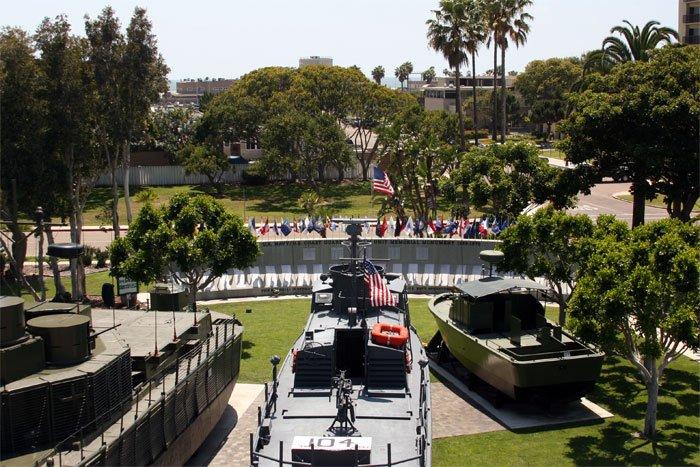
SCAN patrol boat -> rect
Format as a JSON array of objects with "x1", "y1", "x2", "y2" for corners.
[
  {"x1": 251, "y1": 220, "x2": 431, "y2": 466},
  {"x1": 0, "y1": 291, "x2": 243, "y2": 466},
  {"x1": 428, "y1": 250, "x2": 604, "y2": 404}
]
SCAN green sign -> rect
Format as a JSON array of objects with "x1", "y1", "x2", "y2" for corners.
[{"x1": 117, "y1": 277, "x2": 138, "y2": 295}]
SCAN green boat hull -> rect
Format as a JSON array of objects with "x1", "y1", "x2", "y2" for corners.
[{"x1": 430, "y1": 297, "x2": 604, "y2": 403}]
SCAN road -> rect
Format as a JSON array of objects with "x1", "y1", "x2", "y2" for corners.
[{"x1": 567, "y1": 182, "x2": 669, "y2": 223}]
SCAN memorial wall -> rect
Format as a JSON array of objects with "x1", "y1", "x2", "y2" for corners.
[{"x1": 198, "y1": 238, "x2": 502, "y2": 299}]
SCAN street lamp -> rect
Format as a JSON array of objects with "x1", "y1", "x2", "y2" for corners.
[{"x1": 228, "y1": 155, "x2": 250, "y2": 219}]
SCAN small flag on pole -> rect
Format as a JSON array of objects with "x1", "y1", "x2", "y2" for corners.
[
  {"x1": 363, "y1": 260, "x2": 396, "y2": 307},
  {"x1": 372, "y1": 166, "x2": 395, "y2": 197}
]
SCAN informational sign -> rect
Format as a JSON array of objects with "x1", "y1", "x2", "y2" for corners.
[{"x1": 117, "y1": 277, "x2": 138, "y2": 295}]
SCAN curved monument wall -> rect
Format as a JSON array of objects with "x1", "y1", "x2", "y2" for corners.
[{"x1": 198, "y1": 238, "x2": 502, "y2": 300}]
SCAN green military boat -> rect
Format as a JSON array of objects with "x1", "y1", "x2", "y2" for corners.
[{"x1": 428, "y1": 250, "x2": 604, "y2": 404}]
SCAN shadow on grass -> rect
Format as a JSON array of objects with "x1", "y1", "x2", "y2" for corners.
[
  {"x1": 241, "y1": 339, "x2": 255, "y2": 360},
  {"x1": 566, "y1": 357, "x2": 699, "y2": 465}
]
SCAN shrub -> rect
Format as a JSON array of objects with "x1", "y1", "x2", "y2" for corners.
[
  {"x1": 241, "y1": 165, "x2": 268, "y2": 186},
  {"x1": 135, "y1": 187, "x2": 158, "y2": 203},
  {"x1": 94, "y1": 249, "x2": 109, "y2": 268}
]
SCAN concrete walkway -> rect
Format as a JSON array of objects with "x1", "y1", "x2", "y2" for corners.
[{"x1": 187, "y1": 383, "x2": 265, "y2": 467}]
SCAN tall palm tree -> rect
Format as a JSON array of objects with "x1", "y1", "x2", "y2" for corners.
[
  {"x1": 584, "y1": 20, "x2": 678, "y2": 73},
  {"x1": 484, "y1": 1, "x2": 501, "y2": 141},
  {"x1": 371, "y1": 65, "x2": 385, "y2": 85},
  {"x1": 463, "y1": 0, "x2": 488, "y2": 146},
  {"x1": 493, "y1": 0, "x2": 532, "y2": 143},
  {"x1": 427, "y1": 0, "x2": 470, "y2": 150}
]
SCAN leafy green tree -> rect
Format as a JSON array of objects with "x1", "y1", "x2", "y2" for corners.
[
  {"x1": 452, "y1": 142, "x2": 579, "y2": 218},
  {"x1": 560, "y1": 45, "x2": 699, "y2": 226},
  {"x1": 35, "y1": 16, "x2": 103, "y2": 299},
  {"x1": 110, "y1": 193, "x2": 259, "y2": 307},
  {"x1": 584, "y1": 20, "x2": 678, "y2": 73},
  {"x1": 85, "y1": 7, "x2": 125, "y2": 237},
  {"x1": 347, "y1": 83, "x2": 415, "y2": 180},
  {"x1": 515, "y1": 57, "x2": 582, "y2": 139},
  {"x1": 371, "y1": 65, "x2": 385, "y2": 84},
  {"x1": 179, "y1": 143, "x2": 230, "y2": 194},
  {"x1": 119, "y1": 7, "x2": 169, "y2": 223},
  {"x1": 427, "y1": 0, "x2": 469, "y2": 150},
  {"x1": 135, "y1": 106, "x2": 198, "y2": 154},
  {"x1": 0, "y1": 27, "x2": 54, "y2": 281},
  {"x1": 499, "y1": 208, "x2": 626, "y2": 325},
  {"x1": 394, "y1": 61, "x2": 413, "y2": 90},
  {"x1": 568, "y1": 219, "x2": 699, "y2": 439},
  {"x1": 379, "y1": 107, "x2": 459, "y2": 222}
]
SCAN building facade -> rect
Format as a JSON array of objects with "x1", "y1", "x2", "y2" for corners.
[
  {"x1": 679, "y1": 0, "x2": 700, "y2": 44},
  {"x1": 176, "y1": 78, "x2": 238, "y2": 95},
  {"x1": 422, "y1": 75, "x2": 516, "y2": 114},
  {"x1": 299, "y1": 56, "x2": 333, "y2": 68}
]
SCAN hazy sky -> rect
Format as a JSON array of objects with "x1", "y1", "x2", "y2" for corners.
[{"x1": 4, "y1": 0, "x2": 677, "y2": 80}]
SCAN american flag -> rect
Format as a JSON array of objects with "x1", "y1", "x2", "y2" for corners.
[
  {"x1": 363, "y1": 260, "x2": 396, "y2": 307},
  {"x1": 372, "y1": 166, "x2": 395, "y2": 197}
]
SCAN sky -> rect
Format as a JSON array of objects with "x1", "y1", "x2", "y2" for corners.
[{"x1": 4, "y1": 0, "x2": 677, "y2": 81}]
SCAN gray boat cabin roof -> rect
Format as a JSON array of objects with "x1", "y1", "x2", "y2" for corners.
[{"x1": 456, "y1": 276, "x2": 548, "y2": 299}]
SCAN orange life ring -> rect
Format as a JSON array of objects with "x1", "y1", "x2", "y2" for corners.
[{"x1": 371, "y1": 322, "x2": 409, "y2": 348}]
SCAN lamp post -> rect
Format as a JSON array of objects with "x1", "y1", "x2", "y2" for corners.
[{"x1": 228, "y1": 155, "x2": 249, "y2": 219}]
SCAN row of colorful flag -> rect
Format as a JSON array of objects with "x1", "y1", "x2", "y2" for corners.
[{"x1": 246, "y1": 216, "x2": 513, "y2": 239}]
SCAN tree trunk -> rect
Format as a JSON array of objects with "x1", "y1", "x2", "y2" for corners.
[
  {"x1": 45, "y1": 226, "x2": 65, "y2": 298},
  {"x1": 188, "y1": 284, "x2": 197, "y2": 310},
  {"x1": 558, "y1": 299, "x2": 567, "y2": 326},
  {"x1": 7, "y1": 179, "x2": 26, "y2": 281},
  {"x1": 500, "y1": 44, "x2": 507, "y2": 143},
  {"x1": 631, "y1": 178, "x2": 647, "y2": 227},
  {"x1": 454, "y1": 65, "x2": 465, "y2": 151},
  {"x1": 472, "y1": 51, "x2": 479, "y2": 147},
  {"x1": 108, "y1": 146, "x2": 121, "y2": 238},
  {"x1": 492, "y1": 35, "x2": 498, "y2": 141},
  {"x1": 123, "y1": 140, "x2": 132, "y2": 224},
  {"x1": 643, "y1": 363, "x2": 659, "y2": 439},
  {"x1": 360, "y1": 159, "x2": 370, "y2": 181}
]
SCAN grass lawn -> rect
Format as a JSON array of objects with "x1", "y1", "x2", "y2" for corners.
[
  {"x1": 81, "y1": 182, "x2": 459, "y2": 225},
  {"x1": 617, "y1": 194, "x2": 700, "y2": 212},
  {"x1": 211, "y1": 297, "x2": 699, "y2": 466},
  {"x1": 6, "y1": 270, "x2": 115, "y2": 304}
]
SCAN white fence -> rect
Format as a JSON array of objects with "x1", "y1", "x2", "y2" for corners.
[{"x1": 95, "y1": 163, "x2": 366, "y2": 187}]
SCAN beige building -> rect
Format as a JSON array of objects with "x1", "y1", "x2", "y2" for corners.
[
  {"x1": 299, "y1": 56, "x2": 333, "y2": 68},
  {"x1": 176, "y1": 78, "x2": 237, "y2": 95},
  {"x1": 679, "y1": 0, "x2": 700, "y2": 44},
  {"x1": 422, "y1": 75, "x2": 516, "y2": 114}
]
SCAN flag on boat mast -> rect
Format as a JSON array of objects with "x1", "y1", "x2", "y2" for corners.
[{"x1": 363, "y1": 259, "x2": 396, "y2": 307}]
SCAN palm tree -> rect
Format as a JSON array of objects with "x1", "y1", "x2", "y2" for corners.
[
  {"x1": 584, "y1": 20, "x2": 678, "y2": 73},
  {"x1": 371, "y1": 65, "x2": 385, "y2": 85},
  {"x1": 463, "y1": 0, "x2": 488, "y2": 146},
  {"x1": 394, "y1": 62, "x2": 413, "y2": 90},
  {"x1": 493, "y1": 0, "x2": 533, "y2": 143},
  {"x1": 427, "y1": 0, "x2": 470, "y2": 150}
]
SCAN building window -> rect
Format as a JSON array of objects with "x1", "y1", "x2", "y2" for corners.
[{"x1": 246, "y1": 139, "x2": 259, "y2": 150}]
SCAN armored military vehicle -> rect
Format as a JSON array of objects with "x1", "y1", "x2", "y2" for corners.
[
  {"x1": 251, "y1": 220, "x2": 431, "y2": 466},
  {"x1": 0, "y1": 292, "x2": 243, "y2": 466},
  {"x1": 428, "y1": 250, "x2": 604, "y2": 404}
]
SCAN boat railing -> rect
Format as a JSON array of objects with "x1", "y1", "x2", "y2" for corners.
[
  {"x1": 34, "y1": 317, "x2": 241, "y2": 467},
  {"x1": 250, "y1": 433, "x2": 426, "y2": 467}
]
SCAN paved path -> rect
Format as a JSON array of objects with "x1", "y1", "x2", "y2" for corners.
[
  {"x1": 430, "y1": 381, "x2": 504, "y2": 438},
  {"x1": 187, "y1": 383, "x2": 265, "y2": 467},
  {"x1": 567, "y1": 182, "x2": 669, "y2": 225}
]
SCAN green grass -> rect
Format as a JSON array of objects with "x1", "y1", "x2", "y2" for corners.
[
  {"x1": 80, "y1": 182, "x2": 459, "y2": 225},
  {"x1": 211, "y1": 297, "x2": 699, "y2": 466},
  {"x1": 617, "y1": 194, "x2": 700, "y2": 212}
]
